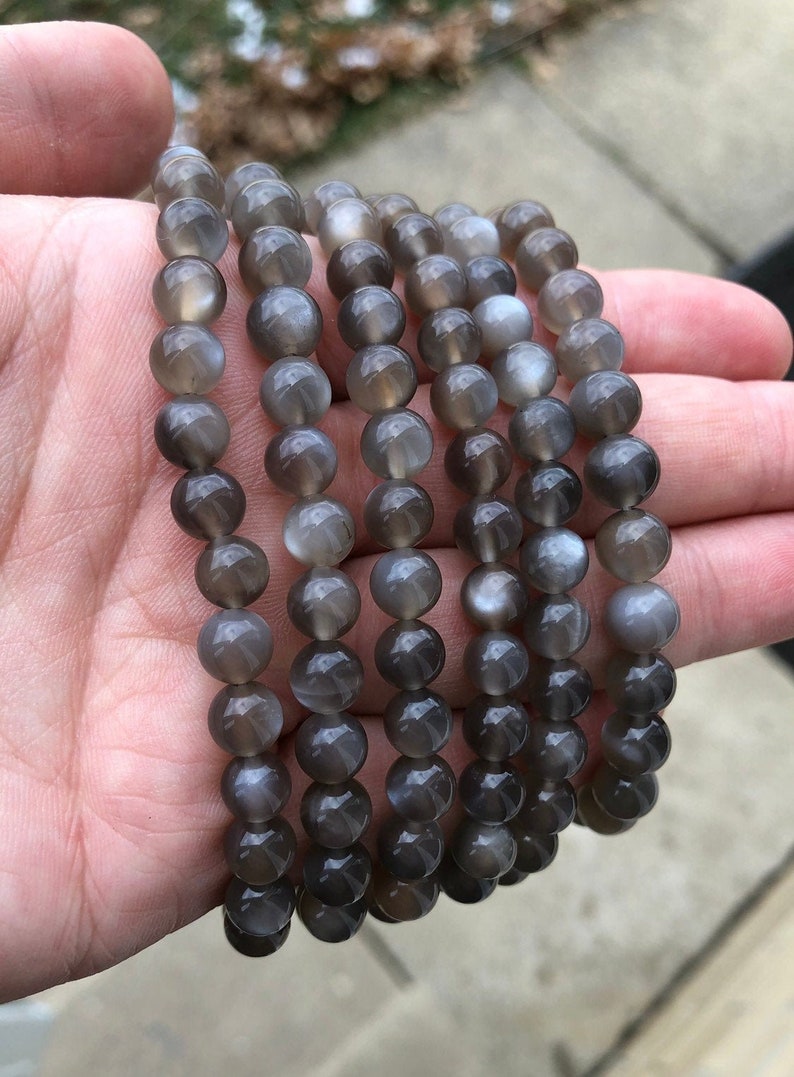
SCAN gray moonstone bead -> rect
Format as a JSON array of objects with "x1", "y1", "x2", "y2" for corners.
[
  {"x1": 223, "y1": 914, "x2": 291, "y2": 956},
  {"x1": 338, "y1": 285, "x2": 405, "y2": 349},
  {"x1": 156, "y1": 197, "x2": 228, "y2": 262},
  {"x1": 304, "y1": 179, "x2": 361, "y2": 233},
  {"x1": 515, "y1": 462, "x2": 582, "y2": 526},
  {"x1": 430, "y1": 364, "x2": 498, "y2": 430},
  {"x1": 606, "y1": 651, "x2": 677, "y2": 714},
  {"x1": 386, "y1": 755, "x2": 456, "y2": 822},
  {"x1": 523, "y1": 718, "x2": 588, "y2": 780},
  {"x1": 461, "y1": 562, "x2": 527, "y2": 629},
  {"x1": 515, "y1": 226, "x2": 578, "y2": 291},
  {"x1": 224, "y1": 161, "x2": 283, "y2": 212},
  {"x1": 417, "y1": 307, "x2": 482, "y2": 371},
  {"x1": 150, "y1": 323, "x2": 225, "y2": 395},
  {"x1": 283, "y1": 495, "x2": 355, "y2": 567},
  {"x1": 297, "y1": 890, "x2": 368, "y2": 944},
  {"x1": 363, "y1": 480, "x2": 433, "y2": 548},
  {"x1": 465, "y1": 255, "x2": 516, "y2": 307},
  {"x1": 472, "y1": 295, "x2": 533, "y2": 360},
  {"x1": 225, "y1": 876, "x2": 296, "y2": 936},
  {"x1": 514, "y1": 777, "x2": 576, "y2": 835},
  {"x1": 575, "y1": 784, "x2": 637, "y2": 835},
  {"x1": 154, "y1": 395, "x2": 230, "y2": 469},
  {"x1": 259, "y1": 357, "x2": 331, "y2": 427},
  {"x1": 151, "y1": 145, "x2": 208, "y2": 186},
  {"x1": 369, "y1": 192, "x2": 419, "y2": 229},
  {"x1": 451, "y1": 818, "x2": 517, "y2": 879},
  {"x1": 370, "y1": 549, "x2": 442, "y2": 619},
  {"x1": 198, "y1": 608, "x2": 273, "y2": 683},
  {"x1": 509, "y1": 396, "x2": 577, "y2": 463},
  {"x1": 584, "y1": 435, "x2": 660, "y2": 509},
  {"x1": 519, "y1": 527, "x2": 589, "y2": 594},
  {"x1": 385, "y1": 211, "x2": 443, "y2": 271},
  {"x1": 287, "y1": 567, "x2": 361, "y2": 640},
  {"x1": 537, "y1": 268, "x2": 604, "y2": 334},
  {"x1": 238, "y1": 225, "x2": 312, "y2": 293},
  {"x1": 370, "y1": 868, "x2": 440, "y2": 922},
  {"x1": 525, "y1": 658, "x2": 592, "y2": 721},
  {"x1": 404, "y1": 254, "x2": 467, "y2": 317},
  {"x1": 464, "y1": 631, "x2": 529, "y2": 695},
  {"x1": 601, "y1": 711, "x2": 671, "y2": 776},
  {"x1": 435, "y1": 201, "x2": 476, "y2": 236},
  {"x1": 326, "y1": 239, "x2": 394, "y2": 301},
  {"x1": 438, "y1": 854, "x2": 498, "y2": 903},
  {"x1": 604, "y1": 583, "x2": 680, "y2": 652},
  {"x1": 569, "y1": 370, "x2": 642, "y2": 438},
  {"x1": 265, "y1": 425, "x2": 338, "y2": 496},
  {"x1": 247, "y1": 286, "x2": 322, "y2": 363},
  {"x1": 459, "y1": 760, "x2": 525, "y2": 823},
  {"x1": 445, "y1": 214, "x2": 500, "y2": 262},
  {"x1": 595, "y1": 509, "x2": 672, "y2": 582},
  {"x1": 454, "y1": 496, "x2": 523, "y2": 563},
  {"x1": 303, "y1": 842, "x2": 372, "y2": 906},
  {"x1": 507, "y1": 826, "x2": 558, "y2": 876},
  {"x1": 230, "y1": 178, "x2": 303, "y2": 239},
  {"x1": 445, "y1": 428, "x2": 513, "y2": 496},
  {"x1": 171, "y1": 467, "x2": 246, "y2": 540},
  {"x1": 592, "y1": 765, "x2": 659, "y2": 820},
  {"x1": 375, "y1": 619, "x2": 445, "y2": 690},
  {"x1": 224, "y1": 817, "x2": 296, "y2": 886},
  {"x1": 195, "y1": 535, "x2": 270, "y2": 608},
  {"x1": 153, "y1": 154, "x2": 225, "y2": 211},
  {"x1": 290, "y1": 641, "x2": 364, "y2": 713},
  {"x1": 462, "y1": 695, "x2": 529, "y2": 761},
  {"x1": 221, "y1": 752, "x2": 291, "y2": 822},
  {"x1": 496, "y1": 199, "x2": 554, "y2": 256},
  {"x1": 317, "y1": 197, "x2": 382, "y2": 255},
  {"x1": 491, "y1": 341, "x2": 557, "y2": 405},
  {"x1": 383, "y1": 689, "x2": 453, "y2": 757},
  {"x1": 555, "y1": 318, "x2": 624, "y2": 382},
  {"x1": 377, "y1": 817, "x2": 444, "y2": 880},
  {"x1": 360, "y1": 408, "x2": 433, "y2": 479},
  {"x1": 295, "y1": 711, "x2": 367, "y2": 782},
  {"x1": 301, "y1": 779, "x2": 372, "y2": 848},
  {"x1": 346, "y1": 343, "x2": 417, "y2": 414},
  {"x1": 523, "y1": 593, "x2": 591, "y2": 660},
  {"x1": 208, "y1": 682, "x2": 283, "y2": 756},
  {"x1": 153, "y1": 257, "x2": 226, "y2": 325}
]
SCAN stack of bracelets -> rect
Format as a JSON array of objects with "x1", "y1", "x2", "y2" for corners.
[{"x1": 148, "y1": 145, "x2": 679, "y2": 956}]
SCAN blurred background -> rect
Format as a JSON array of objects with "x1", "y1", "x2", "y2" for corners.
[{"x1": 2, "y1": 1, "x2": 794, "y2": 1074}]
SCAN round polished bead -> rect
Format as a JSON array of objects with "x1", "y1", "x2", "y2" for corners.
[
  {"x1": 592, "y1": 765, "x2": 659, "y2": 821},
  {"x1": 223, "y1": 913, "x2": 290, "y2": 957},
  {"x1": 370, "y1": 868, "x2": 440, "y2": 922},
  {"x1": 524, "y1": 593, "x2": 591, "y2": 660},
  {"x1": 300, "y1": 779, "x2": 372, "y2": 848},
  {"x1": 605, "y1": 583, "x2": 680, "y2": 652},
  {"x1": 404, "y1": 254, "x2": 467, "y2": 316},
  {"x1": 247, "y1": 286, "x2": 322, "y2": 362},
  {"x1": 465, "y1": 255, "x2": 516, "y2": 306},
  {"x1": 538, "y1": 268, "x2": 604, "y2": 334},
  {"x1": 360, "y1": 408, "x2": 433, "y2": 479},
  {"x1": 195, "y1": 535, "x2": 269, "y2": 608},
  {"x1": 509, "y1": 397, "x2": 577, "y2": 462},
  {"x1": 523, "y1": 719, "x2": 588, "y2": 780},
  {"x1": 438, "y1": 854, "x2": 498, "y2": 903},
  {"x1": 508, "y1": 827, "x2": 559, "y2": 875},
  {"x1": 515, "y1": 461, "x2": 582, "y2": 527},
  {"x1": 520, "y1": 527, "x2": 589, "y2": 594},
  {"x1": 287, "y1": 568, "x2": 361, "y2": 641},
  {"x1": 198, "y1": 608, "x2": 273, "y2": 683},
  {"x1": 238, "y1": 225, "x2": 312, "y2": 293},
  {"x1": 472, "y1": 295, "x2": 533, "y2": 360},
  {"x1": 601, "y1": 711, "x2": 671, "y2": 775},
  {"x1": 451, "y1": 818, "x2": 516, "y2": 879},
  {"x1": 375, "y1": 619, "x2": 445, "y2": 690},
  {"x1": 221, "y1": 752, "x2": 291, "y2": 821},
  {"x1": 370, "y1": 549, "x2": 442, "y2": 620},
  {"x1": 461, "y1": 562, "x2": 527, "y2": 629},
  {"x1": 462, "y1": 695, "x2": 529, "y2": 761},
  {"x1": 555, "y1": 318, "x2": 624, "y2": 382},
  {"x1": 156, "y1": 197, "x2": 228, "y2": 262},
  {"x1": 265, "y1": 425, "x2": 337, "y2": 496},
  {"x1": 346, "y1": 344, "x2": 417, "y2": 414},
  {"x1": 326, "y1": 239, "x2": 394, "y2": 300},
  {"x1": 446, "y1": 214, "x2": 500, "y2": 262},
  {"x1": 454, "y1": 495, "x2": 523, "y2": 562},
  {"x1": 491, "y1": 341, "x2": 557, "y2": 405},
  {"x1": 225, "y1": 161, "x2": 283, "y2": 211},
  {"x1": 154, "y1": 395, "x2": 230, "y2": 469},
  {"x1": 377, "y1": 817, "x2": 444, "y2": 880},
  {"x1": 515, "y1": 226, "x2": 578, "y2": 291},
  {"x1": 459, "y1": 760, "x2": 525, "y2": 823},
  {"x1": 417, "y1": 307, "x2": 482, "y2": 371},
  {"x1": 383, "y1": 689, "x2": 453, "y2": 757},
  {"x1": 224, "y1": 817, "x2": 296, "y2": 886},
  {"x1": 385, "y1": 211, "x2": 443, "y2": 271},
  {"x1": 569, "y1": 370, "x2": 642, "y2": 438},
  {"x1": 304, "y1": 179, "x2": 361, "y2": 233},
  {"x1": 259, "y1": 357, "x2": 331, "y2": 427},
  {"x1": 444, "y1": 428, "x2": 513, "y2": 496},
  {"x1": 150, "y1": 323, "x2": 225, "y2": 395},
  {"x1": 151, "y1": 144, "x2": 208, "y2": 186},
  {"x1": 595, "y1": 510, "x2": 672, "y2": 582},
  {"x1": 525, "y1": 659, "x2": 592, "y2": 721},
  {"x1": 290, "y1": 641, "x2": 364, "y2": 713},
  {"x1": 435, "y1": 201, "x2": 476, "y2": 236},
  {"x1": 464, "y1": 631, "x2": 529, "y2": 696},
  {"x1": 363, "y1": 480, "x2": 433, "y2": 548},
  {"x1": 385, "y1": 754, "x2": 456, "y2": 822},
  {"x1": 297, "y1": 890, "x2": 368, "y2": 943},
  {"x1": 153, "y1": 257, "x2": 226, "y2": 325},
  {"x1": 575, "y1": 784, "x2": 637, "y2": 835},
  {"x1": 208, "y1": 682, "x2": 283, "y2": 756},
  {"x1": 283, "y1": 496, "x2": 355, "y2": 567},
  {"x1": 171, "y1": 467, "x2": 246, "y2": 540},
  {"x1": 317, "y1": 197, "x2": 381, "y2": 254},
  {"x1": 585, "y1": 435, "x2": 660, "y2": 509},
  {"x1": 497, "y1": 199, "x2": 554, "y2": 256},
  {"x1": 514, "y1": 777, "x2": 576, "y2": 835},
  {"x1": 230, "y1": 178, "x2": 303, "y2": 239},
  {"x1": 303, "y1": 842, "x2": 372, "y2": 906},
  {"x1": 606, "y1": 651, "x2": 677, "y2": 714},
  {"x1": 337, "y1": 285, "x2": 405, "y2": 348},
  {"x1": 430, "y1": 364, "x2": 498, "y2": 430},
  {"x1": 295, "y1": 712, "x2": 367, "y2": 782},
  {"x1": 153, "y1": 154, "x2": 225, "y2": 211},
  {"x1": 370, "y1": 192, "x2": 419, "y2": 229},
  {"x1": 225, "y1": 875, "x2": 296, "y2": 935}
]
